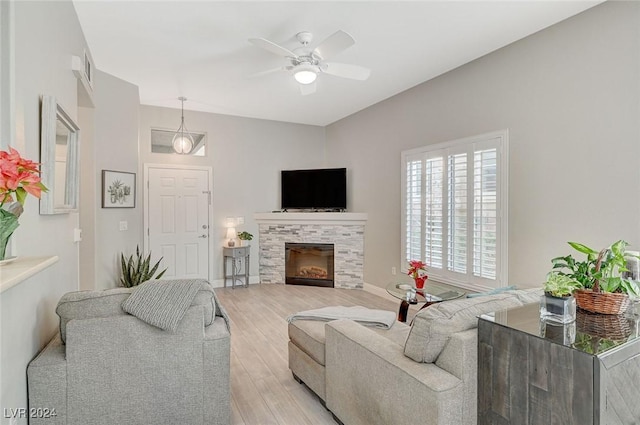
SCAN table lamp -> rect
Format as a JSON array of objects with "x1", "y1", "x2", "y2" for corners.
[{"x1": 226, "y1": 227, "x2": 236, "y2": 247}]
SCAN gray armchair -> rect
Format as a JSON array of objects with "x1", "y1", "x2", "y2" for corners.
[{"x1": 27, "y1": 282, "x2": 230, "y2": 425}]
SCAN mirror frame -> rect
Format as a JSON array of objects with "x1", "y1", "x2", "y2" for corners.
[{"x1": 40, "y1": 95, "x2": 80, "y2": 214}]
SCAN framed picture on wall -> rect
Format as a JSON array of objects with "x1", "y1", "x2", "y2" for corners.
[{"x1": 102, "y1": 170, "x2": 136, "y2": 208}]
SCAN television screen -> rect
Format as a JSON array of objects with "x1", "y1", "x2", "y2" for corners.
[{"x1": 281, "y1": 168, "x2": 347, "y2": 210}]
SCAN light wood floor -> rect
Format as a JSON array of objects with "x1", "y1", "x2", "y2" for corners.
[{"x1": 215, "y1": 283, "x2": 404, "y2": 425}]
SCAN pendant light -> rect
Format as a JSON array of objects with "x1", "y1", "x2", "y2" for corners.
[{"x1": 172, "y1": 96, "x2": 194, "y2": 154}]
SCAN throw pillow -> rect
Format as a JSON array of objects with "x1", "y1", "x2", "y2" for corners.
[{"x1": 404, "y1": 293, "x2": 523, "y2": 363}]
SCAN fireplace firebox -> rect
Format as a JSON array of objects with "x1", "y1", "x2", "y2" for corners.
[{"x1": 285, "y1": 243, "x2": 334, "y2": 287}]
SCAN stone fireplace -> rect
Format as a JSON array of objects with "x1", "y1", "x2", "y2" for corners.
[
  {"x1": 254, "y1": 212, "x2": 367, "y2": 289},
  {"x1": 285, "y1": 243, "x2": 334, "y2": 287}
]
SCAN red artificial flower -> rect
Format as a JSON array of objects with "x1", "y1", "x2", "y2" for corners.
[
  {"x1": 0, "y1": 147, "x2": 47, "y2": 206},
  {"x1": 407, "y1": 259, "x2": 428, "y2": 280}
]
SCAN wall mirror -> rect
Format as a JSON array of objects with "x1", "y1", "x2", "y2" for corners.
[{"x1": 40, "y1": 95, "x2": 80, "y2": 214}]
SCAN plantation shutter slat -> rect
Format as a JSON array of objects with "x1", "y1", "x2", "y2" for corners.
[
  {"x1": 447, "y1": 153, "x2": 467, "y2": 273},
  {"x1": 425, "y1": 157, "x2": 444, "y2": 269},
  {"x1": 473, "y1": 148, "x2": 498, "y2": 280},
  {"x1": 405, "y1": 158, "x2": 422, "y2": 262}
]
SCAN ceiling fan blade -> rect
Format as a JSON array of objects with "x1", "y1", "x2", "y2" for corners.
[
  {"x1": 247, "y1": 67, "x2": 288, "y2": 79},
  {"x1": 312, "y1": 30, "x2": 355, "y2": 60},
  {"x1": 248, "y1": 37, "x2": 297, "y2": 58},
  {"x1": 299, "y1": 81, "x2": 317, "y2": 96},
  {"x1": 321, "y1": 62, "x2": 371, "y2": 81}
]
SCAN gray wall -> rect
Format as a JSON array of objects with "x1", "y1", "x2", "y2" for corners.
[
  {"x1": 326, "y1": 1, "x2": 640, "y2": 289},
  {"x1": 78, "y1": 105, "x2": 96, "y2": 290},
  {"x1": 0, "y1": 2, "x2": 89, "y2": 423},
  {"x1": 93, "y1": 71, "x2": 141, "y2": 289},
  {"x1": 139, "y1": 105, "x2": 326, "y2": 284}
]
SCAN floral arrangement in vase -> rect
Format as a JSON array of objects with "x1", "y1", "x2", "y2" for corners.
[
  {"x1": 407, "y1": 259, "x2": 428, "y2": 289},
  {"x1": 0, "y1": 147, "x2": 47, "y2": 260}
]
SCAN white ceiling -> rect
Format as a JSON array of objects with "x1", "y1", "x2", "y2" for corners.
[{"x1": 73, "y1": 1, "x2": 602, "y2": 126}]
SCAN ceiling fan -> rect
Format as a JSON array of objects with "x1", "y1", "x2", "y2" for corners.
[{"x1": 248, "y1": 30, "x2": 371, "y2": 95}]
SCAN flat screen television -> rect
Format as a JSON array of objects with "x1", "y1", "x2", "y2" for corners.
[{"x1": 281, "y1": 168, "x2": 347, "y2": 211}]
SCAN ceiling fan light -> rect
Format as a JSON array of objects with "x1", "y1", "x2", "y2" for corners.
[{"x1": 294, "y1": 68, "x2": 317, "y2": 85}]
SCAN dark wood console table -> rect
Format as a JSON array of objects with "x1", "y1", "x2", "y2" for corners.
[{"x1": 478, "y1": 302, "x2": 640, "y2": 424}]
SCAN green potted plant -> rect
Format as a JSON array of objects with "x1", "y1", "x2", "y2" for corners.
[
  {"x1": 551, "y1": 240, "x2": 640, "y2": 314},
  {"x1": 541, "y1": 272, "x2": 580, "y2": 323},
  {"x1": 550, "y1": 242, "x2": 601, "y2": 288},
  {"x1": 237, "y1": 231, "x2": 253, "y2": 247},
  {"x1": 543, "y1": 271, "x2": 582, "y2": 298},
  {"x1": 119, "y1": 245, "x2": 167, "y2": 287}
]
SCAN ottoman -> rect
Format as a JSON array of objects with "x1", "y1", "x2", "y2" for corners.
[
  {"x1": 288, "y1": 320, "x2": 328, "y2": 401},
  {"x1": 288, "y1": 318, "x2": 410, "y2": 403}
]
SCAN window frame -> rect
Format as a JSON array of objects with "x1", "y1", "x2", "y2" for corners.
[{"x1": 401, "y1": 130, "x2": 509, "y2": 292}]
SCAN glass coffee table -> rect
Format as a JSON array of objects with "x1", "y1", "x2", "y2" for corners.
[{"x1": 386, "y1": 281, "x2": 465, "y2": 322}]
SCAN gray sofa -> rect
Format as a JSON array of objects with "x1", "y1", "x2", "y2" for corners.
[
  {"x1": 27, "y1": 281, "x2": 230, "y2": 425},
  {"x1": 289, "y1": 289, "x2": 540, "y2": 425}
]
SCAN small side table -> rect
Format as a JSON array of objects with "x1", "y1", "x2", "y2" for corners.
[
  {"x1": 385, "y1": 282, "x2": 465, "y2": 322},
  {"x1": 223, "y1": 246, "x2": 250, "y2": 288}
]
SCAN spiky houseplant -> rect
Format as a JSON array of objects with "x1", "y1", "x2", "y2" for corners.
[{"x1": 120, "y1": 245, "x2": 167, "y2": 287}]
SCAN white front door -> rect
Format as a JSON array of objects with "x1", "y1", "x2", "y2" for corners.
[{"x1": 147, "y1": 167, "x2": 211, "y2": 280}]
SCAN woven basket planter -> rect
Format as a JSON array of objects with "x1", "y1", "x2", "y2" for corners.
[
  {"x1": 573, "y1": 247, "x2": 632, "y2": 315},
  {"x1": 574, "y1": 288, "x2": 630, "y2": 315},
  {"x1": 576, "y1": 309, "x2": 632, "y2": 340}
]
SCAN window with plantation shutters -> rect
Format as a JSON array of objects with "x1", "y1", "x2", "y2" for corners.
[{"x1": 401, "y1": 131, "x2": 508, "y2": 290}]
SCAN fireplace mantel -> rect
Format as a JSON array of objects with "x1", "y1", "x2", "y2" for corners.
[
  {"x1": 254, "y1": 212, "x2": 367, "y2": 289},
  {"x1": 254, "y1": 212, "x2": 367, "y2": 226}
]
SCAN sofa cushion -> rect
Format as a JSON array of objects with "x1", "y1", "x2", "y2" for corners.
[
  {"x1": 370, "y1": 321, "x2": 411, "y2": 346},
  {"x1": 504, "y1": 288, "x2": 543, "y2": 304},
  {"x1": 289, "y1": 318, "x2": 411, "y2": 368},
  {"x1": 57, "y1": 282, "x2": 216, "y2": 343},
  {"x1": 289, "y1": 320, "x2": 327, "y2": 365},
  {"x1": 404, "y1": 293, "x2": 524, "y2": 363}
]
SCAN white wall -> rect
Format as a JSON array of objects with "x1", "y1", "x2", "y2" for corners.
[
  {"x1": 326, "y1": 1, "x2": 640, "y2": 289},
  {"x1": 0, "y1": 1, "x2": 89, "y2": 423},
  {"x1": 93, "y1": 71, "x2": 141, "y2": 289},
  {"x1": 139, "y1": 105, "x2": 326, "y2": 283}
]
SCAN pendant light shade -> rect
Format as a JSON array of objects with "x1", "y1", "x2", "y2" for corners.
[{"x1": 173, "y1": 97, "x2": 194, "y2": 154}]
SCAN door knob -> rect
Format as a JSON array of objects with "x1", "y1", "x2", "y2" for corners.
[{"x1": 198, "y1": 235, "x2": 208, "y2": 238}]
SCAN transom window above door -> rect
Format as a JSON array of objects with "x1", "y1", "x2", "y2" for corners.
[{"x1": 150, "y1": 128, "x2": 207, "y2": 156}]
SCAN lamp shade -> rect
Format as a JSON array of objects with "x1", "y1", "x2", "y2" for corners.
[
  {"x1": 294, "y1": 65, "x2": 317, "y2": 85},
  {"x1": 226, "y1": 227, "x2": 237, "y2": 240},
  {"x1": 172, "y1": 135, "x2": 193, "y2": 154}
]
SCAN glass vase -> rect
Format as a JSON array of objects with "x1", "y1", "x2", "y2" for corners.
[
  {"x1": 0, "y1": 206, "x2": 20, "y2": 261},
  {"x1": 540, "y1": 294, "x2": 576, "y2": 324}
]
